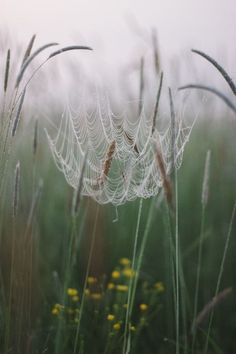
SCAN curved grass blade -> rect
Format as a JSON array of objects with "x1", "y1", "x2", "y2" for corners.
[
  {"x1": 15, "y1": 42, "x2": 59, "y2": 88},
  {"x1": 21, "y1": 34, "x2": 36, "y2": 66},
  {"x1": 192, "y1": 49, "x2": 236, "y2": 95},
  {"x1": 4, "y1": 49, "x2": 10, "y2": 92},
  {"x1": 48, "y1": 45, "x2": 93, "y2": 59},
  {"x1": 179, "y1": 84, "x2": 236, "y2": 114}
]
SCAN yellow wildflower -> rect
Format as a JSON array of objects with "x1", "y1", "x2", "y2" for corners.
[
  {"x1": 130, "y1": 325, "x2": 136, "y2": 332},
  {"x1": 90, "y1": 293, "x2": 102, "y2": 300},
  {"x1": 116, "y1": 284, "x2": 128, "y2": 292},
  {"x1": 112, "y1": 270, "x2": 121, "y2": 279},
  {"x1": 119, "y1": 258, "x2": 131, "y2": 266},
  {"x1": 154, "y1": 281, "x2": 165, "y2": 293},
  {"x1": 54, "y1": 303, "x2": 64, "y2": 310},
  {"x1": 113, "y1": 322, "x2": 121, "y2": 331},
  {"x1": 67, "y1": 288, "x2": 78, "y2": 297},
  {"x1": 107, "y1": 314, "x2": 115, "y2": 321},
  {"x1": 107, "y1": 282, "x2": 115, "y2": 290},
  {"x1": 139, "y1": 303, "x2": 148, "y2": 311},
  {"x1": 84, "y1": 288, "x2": 90, "y2": 296},
  {"x1": 72, "y1": 295, "x2": 79, "y2": 302},
  {"x1": 51, "y1": 307, "x2": 60, "y2": 315},
  {"x1": 122, "y1": 268, "x2": 135, "y2": 278},
  {"x1": 87, "y1": 276, "x2": 97, "y2": 285}
]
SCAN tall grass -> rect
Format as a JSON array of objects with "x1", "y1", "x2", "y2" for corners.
[{"x1": 0, "y1": 37, "x2": 235, "y2": 354}]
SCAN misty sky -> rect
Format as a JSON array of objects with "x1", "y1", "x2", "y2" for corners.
[{"x1": 2, "y1": 0, "x2": 236, "y2": 89}]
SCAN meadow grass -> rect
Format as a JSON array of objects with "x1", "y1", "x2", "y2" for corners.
[{"x1": 0, "y1": 39, "x2": 236, "y2": 354}]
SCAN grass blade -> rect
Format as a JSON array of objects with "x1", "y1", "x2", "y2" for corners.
[
  {"x1": 48, "y1": 45, "x2": 93, "y2": 59},
  {"x1": 15, "y1": 42, "x2": 59, "y2": 87},
  {"x1": 179, "y1": 84, "x2": 236, "y2": 114},
  {"x1": 192, "y1": 49, "x2": 236, "y2": 95}
]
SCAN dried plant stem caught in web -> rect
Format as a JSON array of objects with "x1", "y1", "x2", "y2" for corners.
[{"x1": 98, "y1": 140, "x2": 116, "y2": 185}]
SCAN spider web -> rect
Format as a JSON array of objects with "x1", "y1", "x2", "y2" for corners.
[{"x1": 46, "y1": 89, "x2": 194, "y2": 205}]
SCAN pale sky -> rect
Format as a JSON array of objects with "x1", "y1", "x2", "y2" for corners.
[{"x1": 2, "y1": 0, "x2": 236, "y2": 91}]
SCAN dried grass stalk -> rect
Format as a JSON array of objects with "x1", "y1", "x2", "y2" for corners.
[
  {"x1": 192, "y1": 287, "x2": 233, "y2": 333},
  {"x1": 12, "y1": 89, "x2": 26, "y2": 137},
  {"x1": 48, "y1": 45, "x2": 93, "y2": 59},
  {"x1": 192, "y1": 49, "x2": 236, "y2": 95},
  {"x1": 99, "y1": 141, "x2": 116, "y2": 184},
  {"x1": 4, "y1": 49, "x2": 11, "y2": 92}
]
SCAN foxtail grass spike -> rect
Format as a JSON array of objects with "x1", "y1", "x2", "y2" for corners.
[
  {"x1": 192, "y1": 49, "x2": 236, "y2": 95},
  {"x1": 99, "y1": 141, "x2": 116, "y2": 186},
  {"x1": 33, "y1": 119, "x2": 38, "y2": 155},
  {"x1": 13, "y1": 161, "x2": 20, "y2": 218},
  {"x1": 201, "y1": 150, "x2": 211, "y2": 207},
  {"x1": 15, "y1": 42, "x2": 59, "y2": 87},
  {"x1": 4, "y1": 49, "x2": 10, "y2": 92},
  {"x1": 12, "y1": 89, "x2": 26, "y2": 137},
  {"x1": 48, "y1": 45, "x2": 93, "y2": 59},
  {"x1": 152, "y1": 71, "x2": 163, "y2": 134},
  {"x1": 21, "y1": 34, "x2": 36, "y2": 66},
  {"x1": 179, "y1": 84, "x2": 236, "y2": 114}
]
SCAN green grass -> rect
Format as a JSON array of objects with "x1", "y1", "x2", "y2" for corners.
[
  {"x1": 0, "y1": 113, "x2": 235, "y2": 353},
  {"x1": 0, "y1": 38, "x2": 236, "y2": 353}
]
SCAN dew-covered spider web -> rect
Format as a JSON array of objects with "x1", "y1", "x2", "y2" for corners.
[{"x1": 47, "y1": 89, "x2": 195, "y2": 205}]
